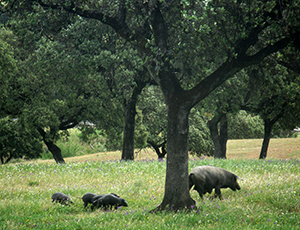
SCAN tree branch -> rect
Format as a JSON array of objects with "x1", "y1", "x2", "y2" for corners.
[
  {"x1": 36, "y1": 0, "x2": 132, "y2": 43},
  {"x1": 244, "y1": 37, "x2": 291, "y2": 66},
  {"x1": 149, "y1": 4, "x2": 168, "y2": 53},
  {"x1": 277, "y1": 60, "x2": 300, "y2": 74},
  {"x1": 59, "y1": 119, "x2": 78, "y2": 130},
  {"x1": 187, "y1": 35, "x2": 292, "y2": 109}
]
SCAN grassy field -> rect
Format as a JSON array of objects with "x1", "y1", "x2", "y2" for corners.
[
  {"x1": 36, "y1": 135, "x2": 300, "y2": 164},
  {"x1": 1, "y1": 137, "x2": 300, "y2": 229}
]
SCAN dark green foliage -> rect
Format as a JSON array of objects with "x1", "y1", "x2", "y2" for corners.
[
  {"x1": 0, "y1": 17, "x2": 127, "y2": 161},
  {"x1": 78, "y1": 125, "x2": 98, "y2": 143},
  {"x1": 138, "y1": 86, "x2": 167, "y2": 157},
  {"x1": 134, "y1": 108, "x2": 149, "y2": 149},
  {"x1": 228, "y1": 111, "x2": 264, "y2": 139},
  {"x1": 0, "y1": 117, "x2": 43, "y2": 164},
  {"x1": 270, "y1": 124, "x2": 298, "y2": 138},
  {"x1": 228, "y1": 111, "x2": 297, "y2": 140},
  {"x1": 189, "y1": 109, "x2": 214, "y2": 157},
  {"x1": 77, "y1": 124, "x2": 107, "y2": 149},
  {"x1": 0, "y1": 28, "x2": 18, "y2": 115}
]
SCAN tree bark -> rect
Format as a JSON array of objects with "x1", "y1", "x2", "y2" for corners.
[
  {"x1": 121, "y1": 98, "x2": 136, "y2": 160},
  {"x1": 154, "y1": 102, "x2": 196, "y2": 211},
  {"x1": 219, "y1": 114, "x2": 228, "y2": 158},
  {"x1": 259, "y1": 119, "x2": 273, "y2": 159},
  {"x1": 147, "y1": 140, "x2": 167, "y2": 159},
  {"x1": 44, "y1": 140, "x2": 65, "y2": 164},
  {"x1": 207, "y1": 113, "x2": 228, "y2": 159},
  {"x1": 259, "y1": 105, "x2": 286, "y2": 159},
  {"x1": 121, "y1": 82, "x2": 148, "y2": 160},
  {"x1": 37, "y1": 127, "x2": 65, "y2": 164}
]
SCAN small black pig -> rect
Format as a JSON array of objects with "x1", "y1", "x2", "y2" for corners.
[
  {"x1": 189, "y1": 166, "x2": 241, "y2": 199},
  {"x1": 83, "y1": 193, "x2": 120, "y2": 210},
  {"x1": 82, "y1": 193, "x2": 98, "y2": 209},
  {"x1": 93, "y1": 194, "x2": 128, "y2": 210},
  {"x1": 52, "y1": 192, "x2": 73, "y2": 205}
]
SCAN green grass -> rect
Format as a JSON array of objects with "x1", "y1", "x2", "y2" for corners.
[{"x1": 1, "y1": 158, "x2": 300, "y2": 229}]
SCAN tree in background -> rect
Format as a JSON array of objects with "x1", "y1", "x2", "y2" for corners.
[
  {"x1": 0, "y1": 33, "x2": 12, "y2": 131},
  {"x1": 200, "y1": 74, "x2": 249, "y2": 159},
  {"x1": 0, "y1": 28, "x2": 17, "y2": 105},
  {"x1": 188, "y1": 108, "x2": 214, "y2": 157},
  {"x1": 242, "y1": 62, "x2": 300, "y2": 159}
]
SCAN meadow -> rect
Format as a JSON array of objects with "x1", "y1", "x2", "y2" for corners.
[{"x1": 1, "y1": 138, "x2": 300, "y2": 229}]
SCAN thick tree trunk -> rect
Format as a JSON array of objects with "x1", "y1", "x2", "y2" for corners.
[
  {"x1": 121, "y1": 100, "x2": 136, "y2": 160},
  {"x1": 259, "y1": 119, "x2": 273, "y2": 159},
  {"x1": 153, "y1": 104, "x2": 196, "y2": 211},
  {"x1": 44, "y1": 140, "x2": 65, "y2": 164},
  {"x1": 219, "y1": 114, "x2": 228, "y2": 158},
  {"x1": 121, "y1": 84, "x2": 146, "y2": 160},
  {"x1": 37, "y1": 127, "x2": 65, "y2": 164},
  {"x1": 259, "y1": 107, "x2": 286, "y2": 159},
  {"x1": 207, "y1": 113, "x2": 228, "y2": 159}
]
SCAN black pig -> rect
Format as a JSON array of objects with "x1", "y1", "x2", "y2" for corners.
[
  {"x1": 82, "y1": 193, "x2": 98, "y2": 209},
  {"x1": 189, "y1": 166, "x2": 241, "y2": 199},
  {"x1": 52, "y1": 192, "x2": 73, "y2": 205},
  {"x1": 83, "y1": 193, "x2": 120, "y2": 210},
  {"x1": 93, "y1": 194, "x2": 128, "y2": 210}
]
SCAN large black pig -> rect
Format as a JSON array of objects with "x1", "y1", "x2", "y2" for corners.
[{"x1": 189, "y1": 166, "x2": 241, "y2": 199}]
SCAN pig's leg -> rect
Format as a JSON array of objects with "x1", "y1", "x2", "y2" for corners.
[{"x1": 214, "y1": 188, "x2": 222, "y2": 199}]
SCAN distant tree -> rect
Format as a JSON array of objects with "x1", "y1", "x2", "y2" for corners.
[
  {"x1": 29, "y1": 38, "x2": 110, "y2": 162},
  {"x1": 242, "y1": 62, "x2": 300, "y2": 159},
  {"x1": 0, "y1": 29, "x2": 43, "y2": 164},
  {"x1": 0, "y1": 21, "x2": 111, "y2": 163},
  {"x1": 203, "y1": 57, "x2": 300, "y2": 159},
  {"x1": 201, "y1": 75, "x2": 248, "y2": 158}
]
